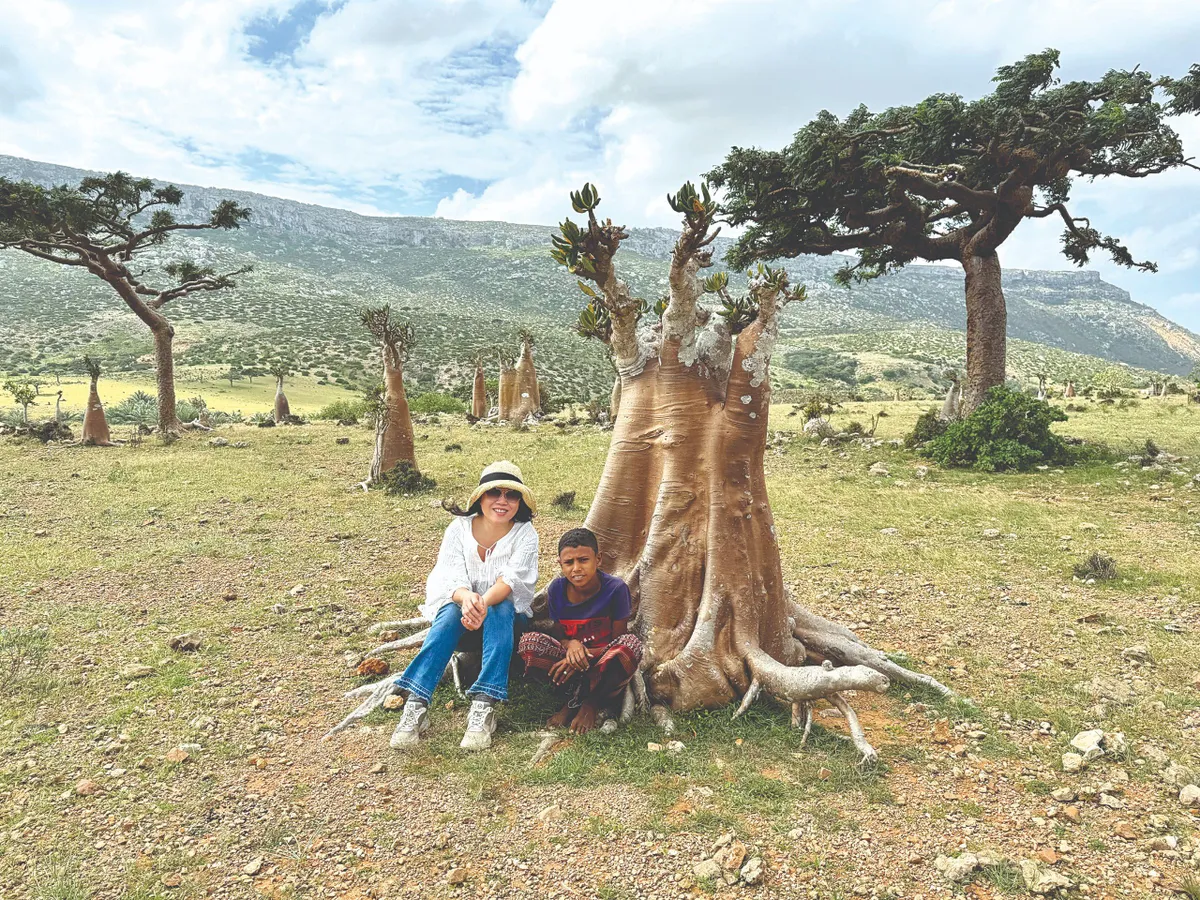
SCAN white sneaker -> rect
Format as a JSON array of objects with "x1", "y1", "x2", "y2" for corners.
[
  {"x1": 460, "y1": 700, "x2": 496, "y2": 751},
  {"x1": 389, "y1": 700, "x2": 428, "y2": 749}
]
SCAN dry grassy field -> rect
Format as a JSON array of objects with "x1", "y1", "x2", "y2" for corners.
[{"x1": 2, "y1": 397, "x2": 1198, "y2": 899}]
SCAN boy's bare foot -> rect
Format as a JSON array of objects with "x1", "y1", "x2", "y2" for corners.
[
  {"x1": 547, "y1": 704, "x2": 575, "y2": 729},
  {"x1": 570, "y1": 702, "x2": 599, "y2": 734}
]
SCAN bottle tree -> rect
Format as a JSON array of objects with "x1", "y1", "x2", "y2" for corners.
[
  {"x1": 470, "y1": 352, "x2": 488, "y2": 420},
  {"x1": 81, "y1": 355, "x2": 115, "y2": 446},
  {"x1": 514, "y1": 328, "x2": 541, "y2": 421},
  {"x1": 710, "y1": 52, "x2": 1200, "y2": 412},
  {"x1": 360, "y1": 305, "x2": 418, "y2": 485},
  {"x1": 0, "y1": 172, "x2": 250, "y2": 435},
  {"x1": 269, "y1": 363, "x2": 291, "y2": 423}
]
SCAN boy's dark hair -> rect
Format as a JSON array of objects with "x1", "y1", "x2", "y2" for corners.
[{"x1": 557, "y1": 526, "x2": 599, "y2": 555}]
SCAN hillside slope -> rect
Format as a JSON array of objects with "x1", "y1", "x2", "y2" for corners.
[{"x1": 2, "y1": 154, "x2": 1197, "y2": 402}]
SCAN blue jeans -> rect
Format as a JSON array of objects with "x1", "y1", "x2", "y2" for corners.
[{"x1": 394, "y1": 599, "x2": 521, "y2": 703}]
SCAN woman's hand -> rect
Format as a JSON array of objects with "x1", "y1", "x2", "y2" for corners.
[{"x1": 458, "y1": 591, "x2": 487, "y2": 630}]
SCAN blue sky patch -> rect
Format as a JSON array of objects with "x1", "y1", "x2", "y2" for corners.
[{"x1": 245, "y1": 0, "x2": 345, "y2": 63}]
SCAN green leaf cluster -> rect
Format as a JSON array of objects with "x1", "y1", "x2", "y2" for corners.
[{"x1": 918, "y1": 386, "x2": 1070, "y2": 472}]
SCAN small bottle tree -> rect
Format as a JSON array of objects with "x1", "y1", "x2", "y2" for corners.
[
  {"x1": 81, "y1": 355, "x2": 115, "y2": 446},
  {"x1": 360, "y1": 305, "x2": 418, "y2": 484},
  {"x1": 269, "y1": 363, "x2": 291, "y2": 423}
]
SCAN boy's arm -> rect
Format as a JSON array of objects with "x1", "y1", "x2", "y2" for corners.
[{"x1": 611, "y1": 617, "x2": 630, "y2": 639}]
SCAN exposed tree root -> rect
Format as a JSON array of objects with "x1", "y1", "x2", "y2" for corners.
[
  {"x1": 365, "y1": 629, "x2": 429, "y2": 658},
  {"x1": 368, "y1": 618, "x2": 427, "y2": 635},
  {"x1": 324, "y1": 677, "x2": 401, "y2": 739},
  {"x1": 793, "y1": 701, "x2": 814, "y2": 747},
  {"x1": 731, "y1": 677, "x2": 761, "y2": 720},
  {"x1": 829, "y1": 692, "x2": 878, "y2": 764},
  {"x1": 528, "y1": 731, "x2": 561, "y2": 767},
  {"x1": 650, "y1": 704, "x2": 676, "y2": 735}
]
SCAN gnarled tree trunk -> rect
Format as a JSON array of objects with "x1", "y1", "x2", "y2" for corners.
[
  {"x1": 961, "y1": 251, "x2": 1007, "y2": 413},
  {"x1": 471, "y1": 360, "x2": 487, "y2": 419},
  {"x1": 273, "y1": 375, "x2": 291, "y2": 423},
  {"x1": 369, "y1": 348, "x2": 417, "y2": 483},
  {"x1": 81, "y1": 375, "x2": 113, "y2": 446},
  {"x1": 152, "y1": 324, "x2": 184, "y2": 435}
]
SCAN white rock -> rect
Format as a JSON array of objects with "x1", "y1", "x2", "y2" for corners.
[
  {"x1": 934, "y1": 852, "x2": 980, "y2": 882},
  {"x1": 1020, "y1": 859, "x2": 1072, "y2": 894},
  {"x1": 1061, "y1": 752, "x2": 1085, "y2": 774},
  {"x1": 868, "y1": 462, "x2": 890, "y2": 477},
  {"x1": 693, "y1": 858, "x2": 722, "y2": 881},
  {"x1": 1181, "y1": 784, "x2": 1200, "y2": 807},
  {"x1": 1069, "y1": 729, "x2": 1105, "y2": 760},
  {"x1": 981, "y1": 528, "x2": 1001, "y2": 540},
  {"x1": 244, "y1": 857, "x2": 263, "y2": 876},
  {"x1": 740, "y1": 857, "x2": 763, "y2": 885},
  {"x1": 666, "y1": 740, "x2": 686, "y2": 754},
  {"x1": 1101, "y1": 731, "x2": 1126, "y2": 754},
  {"x1": 879, "y1": 527, "x2": 899, "y2": 535},
  {"x1": 120, "y1": 663, "x2": 155, "y2": 679}
]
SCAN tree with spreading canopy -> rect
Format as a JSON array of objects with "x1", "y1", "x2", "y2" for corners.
[
  {"x1": 710, "y1": 51, "x2": 1200, "y2": 413},
  {"x1": 81, "y1": 355, "x2": 115, "y2": 446},
  {"x1": 4, "y1": 379, "x2": 36, "y2": 423},
  {"x1": 325, "y1": 180, "x2": 956, "y2": 753},
  {"x1": 0, "y1": 172, "x2": 251, "y2": 435},
  {"x1": 360, "y1": 305, "x2": 419, "y2": 485}
]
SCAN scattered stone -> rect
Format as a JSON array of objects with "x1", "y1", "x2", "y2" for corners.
[
  {"x1": 740, "y1": 857, "x2": 764, "y2": 885},
  {"x1": 165, "y1": 747, "x2": 190, "y2": 764},
  {"x1": 1143, "y1": 835, "x2": 1178, "y2": 851},
  {"x1": 207, "y1": 437, "x2": 229, "y2": 447},
  {"x1": 382, "y1": 695, "x2": 405, "y2": 711},
  {"x1": 222, "y1": 590, "x2": 238, "y2": 602},
  {"x1": 1036, "y1": 848, "x2": 1059, "y2": 865},
  {"x1": 1112, "y1": 821, "x2": 1137, "y2": 840},
  {"x1": 369, "y1": 763, "x2": 386, "y2": 774},
  {"x1": 1162, "y1": 762, "x2": 1197, "y2": 788},
  {"x1": 1061, "y1": 752, "x2": 1085, "y2": 773},
  {"x1": 335, "y1": 437, "x2": 350, "y2": 445},
  {"x1": 914, "y1": 465, "x2": 929, "y2": 479},
  {"x1": 168, "y1": 633, "x2": 201, "y2": 652},
  {"x1": 288, "y1": 584, "x2": 306, "y2": 597},
  {"x1": 646, "y1": 742, "x2": 664, "y2": 752},
  {"x1": 243, "y1": 857, "x2": 263, "y2": 876},
  {"x1": 1069, "y1": 729, "x2": 1105, "y2": 761},
  {"x1": 271, "y1": 603, "x2": 287, "y2": 614},
  {"x1": 868, "y1": 462, "x2": 889, "y2": 477},
  {"x1": 717, "y1": 840, "x2": 746, "y2": 871},
  {"x1": 1051, "y1": 788, "x2": 1076, "y2": 802},
  {"x1": 1099, "y1": 793, "x2": 1124, "y2": 809},
  {"x1": 1082, "y1": 674, "x2": 1134, "y2": 704},
  {"x1": 1061, "y1": 806, "x2": 1082, "y2": 824},
  {"x1": 666, "y1": 740, "x2": 686, "y2": 754},
  {"x1": 935, "y1": 853, "x2": 982, "y2": 883},
  {"x1": 1121, "y1": 645, "x2": 1153, "y2": 664},
  {"x1": 1180, "y1": 784, "x2": 1200, "y2": 807},
  {"x1": 1102, "y1": 731, "x2": 1126, "y2": 755},
  {"x1": 879, "y1": 527, "x2": 899, "y2": 535},
  {"x1": 1020, "y1": 859, "x2": 1073, "y2": 894},
  {"x1": 981, "y1": 528, "x2": 1001, "y2": 540},
  {"x1": 817, "y1": 766, "x2": 833, "y2": 781},
  {"x1": 447, "y1": 866, "x2": 467, "y2": 885},
  {"x1": 379, "y1": 630, "x2": 401, "y2": 642},
  {"x1": 160, "y1": 873, "x2": 182, "y2": 888},
  {"x1": 121, "y1": 663, "x2": 155, "y2": 679},
  {"x1": 75, "y1": 779, "x2": 100, "y2": 796},
  {"x1": 1078, "y1": 522, "x2": 1098, "y2": 531},
  {"x1": 693, "y1": 858, "x2": 722, "y2": 882},
  {"x1": 356, "y1": 658, "x2": 390, "y2": 678},
  {"x1": 536, "y1": 803, "x2": 563, "y2": 822}
]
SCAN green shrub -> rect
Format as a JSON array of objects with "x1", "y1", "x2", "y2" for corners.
[
  {"x1": 379, "y1": 460, "x2": 437, "y2": 495},
  {"x1": 314, "y1": 398, "x2": 370, "y2": 422},
  {"x1": 107, "y1": 390, "x2": 158, "y2": 425},
  {"x1": 903, "y1": 408, "x2": 947, "y2": 448},
  {"x1": 1073, "y1": 552, "x2": 1117, "y2": 581},
  {"x1": 920, "y1": 387, "x2": 1069, "y2": 472},
  {"x1": 409, "y1": 392, "x2": 466, "y2": 415}
]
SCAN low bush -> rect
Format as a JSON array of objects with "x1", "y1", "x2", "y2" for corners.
[
  {"x1": 1074, "y1": 552, "x2": 1118, "y2": 581},
  {"x1": 379, "y1": 461, "x2": 437, "y2": 495},
  {"x1": 919, "y1": 387, "x2": 1070, "y2": 472},
  {"x1": 409, "y1": 392, "x2": 466, "y2": 415},
  {"x1": 903, "y1": 408, "x2": 947, "y2": 449},
  {"x1": 106, "y1": 391, "x2": 158, "y2": 426},
  {"x1": 314, "y1": 398, "x2": 370, "y2": 422}
]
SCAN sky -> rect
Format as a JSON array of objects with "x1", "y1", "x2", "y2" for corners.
[{"x1": 1, "y1": 0, "x2": 1198, "y2": 329}]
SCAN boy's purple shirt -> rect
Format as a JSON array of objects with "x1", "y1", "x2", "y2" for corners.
[{"x1": 547, "y1": 570, "x2": 632, "y2": 647}]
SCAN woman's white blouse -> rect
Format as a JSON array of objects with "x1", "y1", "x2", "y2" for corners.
[{"x1": 420, "y1": 515, "x2": 539, "y2": 621}]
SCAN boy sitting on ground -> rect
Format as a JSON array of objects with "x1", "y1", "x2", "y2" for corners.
[{"x1": 518, "y1": 527, "x2": 643, "y2": 733}]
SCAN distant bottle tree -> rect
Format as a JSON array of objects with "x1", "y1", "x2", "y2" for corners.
[
  {"x1": 710, "y1": 51, "x2": 1200, "y2": 412},
  {"x1": 360, "y1": 305, "x2": 419, "y2": 485},
  {"x1": 0, "y1": 172, "x2": 250, "y2": 435},
  {"x1": 269, "y1": 362, "x2": 291, "y2": 423}
]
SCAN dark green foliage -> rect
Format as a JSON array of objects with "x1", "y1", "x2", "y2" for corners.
[
  {"x1": 409, "y1": 392, "x2": 466, "y2": 415},
  {"x1": 106, "y1": 391, "x2": 159, "y2": 426},
  {"x1": 379, "y1": 461, "x2": 437, "y2": 495},
  {"x1": 782, "y1": 348, "x2": 858, "y2": 385},
  {"x1": 444, "y1": 443, "x2": 462, "y2": 452},
  {"x1": 800, "y1": 392, "x2": 836, "y2": 422},
  {"x1": 920, "y1": 387, "x2": 1069, "y2": 471},
  {"x1": 904, "y1": 408, "x2": 948, "y2": 448},
  {"x1": 1074, "y1": 552, "x2": 1118, "y2": 581},
  {"x1": 1139, "y1": 438, "x2": 1161, "y2": 466},
  {"x1": 710, "y1": 50, "x2": 1200, "y2": 279},
  {"x1": 551, "y1": 491, "x2": 577, "y2": 511}
]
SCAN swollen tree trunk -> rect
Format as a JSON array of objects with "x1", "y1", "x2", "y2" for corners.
[
  {"x1": 961, "y1": 251, "x2": 1007, "y2": 413},
  {"x1": 497, "y1": 364, "x2": 517, "y2": 421},
  {"x1": 939, "y1": 382, "x2": 960, "y2": 421},
  {"x1": 81, "y1": 376, "x2": 113, "y2": 446},
  {"x1": 274, "y1": 376, "x2": 291, "y2": 423},
  {"x1": 471, "y1": 362, "x2": 487, "y2": 419},
  {"x1": 514, "y1": 336, "x2": 541, "y2": 421},
  {"x1": 152, "y1": 325, "x2": 184, "y2": 435},
  {"x1": 610, "y1": 375, "x2": 622, "y2": 420},
  {"x1": 1064, "y1": 381, "x2": 1076, "y2": 399},
  {"x1": 369, "y1": 350, "x2": 417, "y2": 483}
]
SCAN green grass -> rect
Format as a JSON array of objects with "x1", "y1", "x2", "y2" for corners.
[{"x1": 1, "y1": 399, "x2": 1199, "y2": 894}]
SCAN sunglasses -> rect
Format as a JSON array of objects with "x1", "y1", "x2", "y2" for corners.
[{"x1": 483, "y1": 488, "x2": 522, "y2": 502}]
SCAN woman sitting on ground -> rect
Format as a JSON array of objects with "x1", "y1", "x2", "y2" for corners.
[{"x1": 390, "y1": 460, "x2": 539, "y2": 751}]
